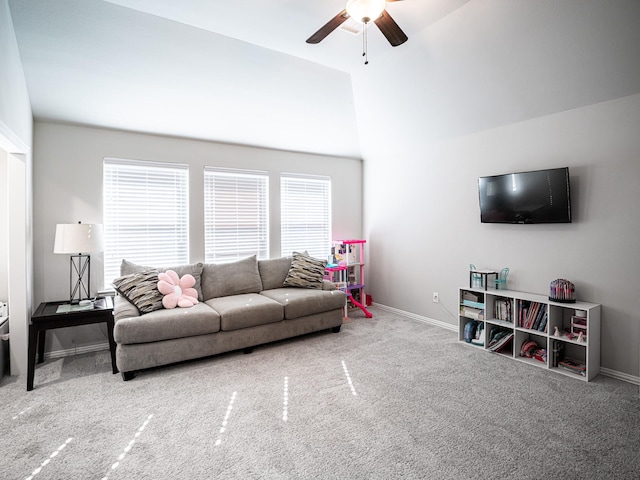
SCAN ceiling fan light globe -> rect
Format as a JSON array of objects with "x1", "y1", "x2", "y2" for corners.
[{"x1": 346, "y1": 0, "x2": 386, "y2": 24}]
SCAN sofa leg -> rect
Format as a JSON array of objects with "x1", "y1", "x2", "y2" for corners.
[
  {"x1": 243, "y1": 347, "x2": 253, "y2": 354},
  {"x1": 331, "y1": 325, "x2": 342, "y2": 333},
  {"x1": 121, "y1": 371, "x2": 135, "y2": 381}
]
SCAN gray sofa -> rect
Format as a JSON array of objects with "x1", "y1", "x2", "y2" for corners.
[{"x1": 112, "y1": 255, "x2": 346, "y2": 380}]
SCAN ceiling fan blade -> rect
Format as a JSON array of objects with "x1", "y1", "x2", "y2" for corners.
[
  {"x1": 306, "y1": 10, "x2": 349, "y2": 44},
  {"x1": 374, "y1": 10, "x2": 408, "y2": 47}
]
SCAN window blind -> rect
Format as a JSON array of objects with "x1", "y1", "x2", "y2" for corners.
[
  {"x1": 103, "y1": 158, "x2": 189, "y2": 286},
  {"x1": 204, "y1": 167, "x2": 269, "y2": 263},
  {"x1": 280, "y1": 174, "x2": 331, "y2": 259}
]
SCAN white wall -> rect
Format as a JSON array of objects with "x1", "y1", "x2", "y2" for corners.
[
  {"x1": 354, "y1": 0, "x2": 640, "y2": 379},
  {"x1": 0, "y1": 0, "x2": 33, "y2": 375},
  {"x1": 0, "y1": 150, "x2": 7, "y2": 302},
  {"x1": 32, "y1": 121, "x2": 363, "y2": 354}
]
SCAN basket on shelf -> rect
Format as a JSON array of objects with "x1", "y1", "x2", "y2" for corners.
[{"x1": 549, "y1": 278, "x2": 576, "y2": 303}]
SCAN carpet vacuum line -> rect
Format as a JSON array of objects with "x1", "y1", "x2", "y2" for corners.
[
  {"x1": 101, "y1": 413, "x2": 154, "y2": 480},
  {"x1": 283, "y1": 377, "x2": 289, "y2": 422},
  {"x1": 24, "y1": 437, "x2": 73, "y2": 480},
  {"x1": 215, "y1": 391, "x2": 237, "y2": 446},
  {"x1": 341, "y1": 360, "x2": 358, "y2": 396}
]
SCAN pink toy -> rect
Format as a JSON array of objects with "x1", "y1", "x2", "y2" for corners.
[
  {"x1": 347, "y1": 293, "x2": 372, "y2": 318},
  {"x1": 157, "y1": 270, "x2": 199, "y2": 309}
]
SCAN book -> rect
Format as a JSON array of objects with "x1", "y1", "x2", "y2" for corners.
[
  {"x1": 537, "y1": 311, "x2": 548, "y2": 332},
  {"x1": 532, "y1": 304, "x2": 547, "y2": 330},
  {"x1": 487, "y1": 329, "x2": 514, "y2": 353},
  {"x1": 526, "y1": 302, "x2": 540, "y2": 329},
  {"x1": 494, "y1": 298, "x2": 512, "y2": 322},
  {"x1": 461, "y1": 306, "x2": 484, "y2": 320},
  {"x1": 463, "y1": 299, "x2": 485, "y2": 309},
  {"x1": 462, "y1": 291, "x2": 480, "y2": 303},
  {"x1": 558, "y1": 358, "x2": 586, "y2": 375}
]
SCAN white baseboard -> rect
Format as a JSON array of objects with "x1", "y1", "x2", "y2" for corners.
[
  {"x1": 373, "y1": 303, "x2": 640, "y2": 387},
  {"x1": 44, "y1": 342, "x2": 110, "y2": 361},
  {"x1": 600, "y1": 367, "x2": 640, "y2": 386},
  {"x1": 373, "y1": 303, "x2": 457, "y2": 332}
]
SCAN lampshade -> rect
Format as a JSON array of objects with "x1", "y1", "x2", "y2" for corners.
[
  {"x1": 54, "y1": 223, "x2": 104, "y2": 254},
  {"x1": 346, "y1": 0, "x2": 386, "y2": 23}
]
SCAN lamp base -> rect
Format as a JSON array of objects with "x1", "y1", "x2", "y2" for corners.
[{"x1": 69, "y1": 254, "x2": 92, "y2": 304}]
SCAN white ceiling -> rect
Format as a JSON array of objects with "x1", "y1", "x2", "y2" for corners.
[
  {"x1": 8, "y1": 0, "x2": 470, "y2": 158},
  {"x1": 103, "y1": 0, "x2": 470, "y2": 73}
]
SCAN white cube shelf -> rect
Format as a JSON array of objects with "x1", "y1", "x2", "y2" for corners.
[{"x1": 459, "y1": 287, "x2": 601, "y2": 382}]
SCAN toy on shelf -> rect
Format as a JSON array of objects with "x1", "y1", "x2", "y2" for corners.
[
  {"x1": 326, "y1": 240, "x2": 371, "y2": 319},
  {"x1": 494, "y1": 267, "x2": 509, "y2": 290},
  {"x1": 549, "y1": 278, "x2": 576, "y2": 303}
]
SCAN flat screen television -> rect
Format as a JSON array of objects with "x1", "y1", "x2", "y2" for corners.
[{"x1": 478, "y1": 167, "x2": 571, "y2": 224}]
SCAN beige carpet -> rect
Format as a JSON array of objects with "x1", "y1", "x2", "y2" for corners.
[{"x1": 1, "y1": 306, "x2": 639, "y2": 479}]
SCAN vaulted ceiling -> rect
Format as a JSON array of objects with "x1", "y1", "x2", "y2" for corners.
[{"x1": 8, "y1": 0, "x2": 470, "y2": 158}]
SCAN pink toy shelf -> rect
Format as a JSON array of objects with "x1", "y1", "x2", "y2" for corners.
[{"x1": 326, "y1": 239, "x2": 371, "y2": 318}]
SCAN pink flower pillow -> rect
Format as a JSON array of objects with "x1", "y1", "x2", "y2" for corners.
[{"x1": 157, "y1": 270, "x2": 199, "y2": 309}]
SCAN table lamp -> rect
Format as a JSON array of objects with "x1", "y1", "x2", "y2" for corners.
[{"x1": 54, "y1": 222, "x2": 104, "y2": 304}]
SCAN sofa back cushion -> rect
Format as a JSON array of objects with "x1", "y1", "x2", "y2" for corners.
[
  {"x1": 201, "y1": 255, "x2": 263, "y2": 300},
  {"x1": 120, "y1": 259, "x2": 204, "y2": 301},
  {"x1": 258, "y1": 257, "x2": 292, "y2": 290}
]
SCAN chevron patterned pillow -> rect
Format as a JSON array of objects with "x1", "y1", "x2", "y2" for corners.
[
  {"x1": 283, "y1": 252, "x2": 327, "y2": 289},
  {"x1": 112, "y1": 270, "x2": 164, "y2": 314}
]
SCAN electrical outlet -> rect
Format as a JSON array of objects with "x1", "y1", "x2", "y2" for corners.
[{"x1": 433, "y1": 292, "x2": 439, "y2": 303}]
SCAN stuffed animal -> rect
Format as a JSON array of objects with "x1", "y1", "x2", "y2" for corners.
[{"x1": 157, "y1": 270, "x2": 199, "y2": 309}]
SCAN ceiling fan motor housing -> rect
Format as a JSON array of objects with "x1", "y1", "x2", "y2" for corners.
[{"x1": 346, "y1": 0, "x2": 386, "y2": 24}]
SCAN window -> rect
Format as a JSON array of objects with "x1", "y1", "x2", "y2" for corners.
[
  {"x1": 204, "y1": 167, "x2": 269, "y2": 262},
  {"x1": 281, "y1": 174, "x2": 331, "y2": 259},
  {"x1": 103, "y1": 158, "x2": 189, "y2": 286}
]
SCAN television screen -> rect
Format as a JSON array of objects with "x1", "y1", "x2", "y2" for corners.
[{"x1": 478, "y1": 167, "x2": 571, "y2": 224}]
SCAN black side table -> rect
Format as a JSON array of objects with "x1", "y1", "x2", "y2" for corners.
[{"x1": 28, "y1": 297, "x2": 117, "y2": 391}]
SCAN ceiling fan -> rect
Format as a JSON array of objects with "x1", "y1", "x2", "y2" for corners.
[{"x1": 306, "y1": 0, "x2": 408, "y2": 48}]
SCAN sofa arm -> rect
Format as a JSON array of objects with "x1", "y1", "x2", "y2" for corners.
[
  {"x1": 322, "y1": 280, "x2": 337, "y2": 291},
  {"x1": 113, "y1": 294, "x2": 140, "y2": 322}
]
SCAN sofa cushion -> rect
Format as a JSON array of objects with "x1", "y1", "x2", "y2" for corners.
[
  {"x1": 283, "y1": 252, "x2": 327, "y2": 289},
  {"x1": 112, "y1": 270, "x2": 164, "y2": 314},
  {"x1": 120, "y1": 259, "x2": 204, "y2": 301},
  {"x1": 261, "y1": 288, "x2": 346, "y2": 320},
  {"x1": 114, "y1": 302, "x2": 221, "y2": 344},
  {"x1": 201, "y1": 255, "x2": 263, "y2": 300},
  {"x1": 258, "y1": 257, "x2": 292, "y2": 290},
  {"x1": 206, "y1": 294, "x2": 283, "y2": 331}
]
